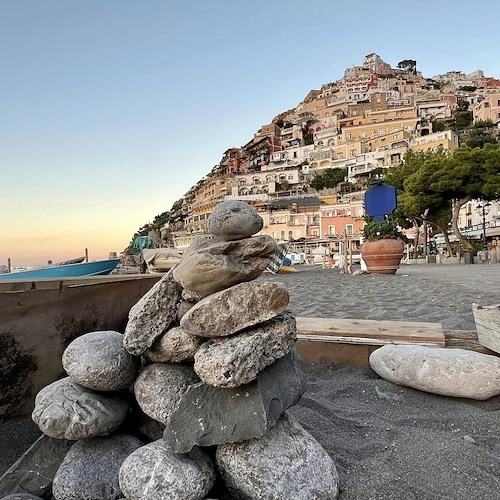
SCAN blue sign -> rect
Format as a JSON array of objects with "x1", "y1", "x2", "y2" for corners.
[{"x1": 365, "y1": 184, "x2": 397, "y2": 221}]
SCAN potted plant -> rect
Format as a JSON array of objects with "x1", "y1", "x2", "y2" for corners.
[{"x1": 360, "y1": 219, "x2": 405, "y2": 275}]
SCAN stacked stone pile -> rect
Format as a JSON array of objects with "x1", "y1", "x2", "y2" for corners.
[{"x1": 29, "y1": 200, "x2": 339, "y2": 500}]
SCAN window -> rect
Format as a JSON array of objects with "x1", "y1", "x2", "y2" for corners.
[
  {"x1": 360, "y1": 132, "x2": 366, "y2": 138},
  {"x1": 346, "y1": 224, "x2": 354, "y2": 235},
  {"x1": 311, "y1": 229, "x2": 319, "y2": 236},
  {"x1": 347, "y1": 133, "x2": 353, "y2": 139},
  {"x1": 280, "y1": 231, "x2": 285, "y2": 240},
  {"x1": 288, "y1": 231, "x2": 293, "y2": 240},
  {"x1": 328, "y1": 225, "x2": 336, "y2": 236},
  {"x1": 288, "y1": 175, "x2": 294, "y2": 180}
]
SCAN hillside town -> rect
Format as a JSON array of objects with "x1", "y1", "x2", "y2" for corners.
[{"x1": 145, "y1": 53, "x2": 500, "y2": 259}]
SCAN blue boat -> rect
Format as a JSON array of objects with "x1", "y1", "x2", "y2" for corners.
[{"x1": 0, "y1": 258, "x2": 120, "y2": 280}]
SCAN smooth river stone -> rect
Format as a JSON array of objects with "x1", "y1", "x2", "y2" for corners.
[
  {"x1": 163, "y1": 350, "x2": 305, "y2": 453},
  {"x1": 133, "y1": 363, "x2": 199, "y2": 424},
  {"x1": 181, "y1": 281, "x2": 289, "y2": 338},
  {"x1": 369, "y1": 345, "x2": 500, "y2": 400},
  {"x1": 216, "y1": 413, "x2": 339, "y2": 500},
  {"x1": 32, "y1": 377, "x2": 129, "y2": 440},
  {"x1": 172, "y1": 236, "x2": 277, "y2": 296},
  {"x1": 194, "y1": 311, "x2": 296, "y2": 387},
  {"x1": 119, "y1": 440, "x2": 215, "y2": 500},
  {"x1": 52, "y1": 434, "x2": 143, "y2": 500},
  {"x1": 62, "y1": 330, "x2": 140, "y2": 391},
  {"x1": 144, "y1": 326, "x2": 204, "y2": 364},
  {"x1": 207, "y1": 200, "x2": 263, "y2": 240},
  {"x1": 123, "y1": 269, "x2": 183, "y2": 355}
]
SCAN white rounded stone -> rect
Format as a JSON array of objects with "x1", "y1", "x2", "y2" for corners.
[
  {"x1": 207, "y1": 200, "x2": 263, "y2": 240},
  {"x1": 369, "y1": 345, "x2": 500, "y2": 400}
]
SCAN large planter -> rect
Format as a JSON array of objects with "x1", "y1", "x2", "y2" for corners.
[{"x1": 360, "y1": 239, "x2": 404, "y2": 275}]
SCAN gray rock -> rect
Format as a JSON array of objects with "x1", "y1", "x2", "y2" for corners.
[
  {"x1": 163, "y1": 350, "x2": 305, "y2": 453},
  {"x1": 194, "y1": 311, "x2": 296, "y2": 387},
  {"x1": 181, "y1": 281, "x2": 289, "y2": 338},
  {"x1": 52, "y1": 434, "x2": 142, "y2": 500},
  {"x1": 119, "y1": 440, "x2": 215, "y2": 500},
  {"x1": 123, "y1": 270, "x2": 183, "y2": 355},
  {"x1": 172, "y1": 236, "x2": 277, "y2": 296},
  {"x1": 369, "y1": 345, "x2": 500, "y2": 400},
  {"x1": 1, "y1": 495, "x2": 43, "y2": 499},
  {"x1": 177, "y1": 299, "x2": 194, "y2": 321},
  {"x1": 181, "y1": 287, "x2": 204, "y2": 303},
  {"x1": 32, "y1": 378, "x2": 129, "y2": 440},
  {"x1": 216, "y1": 413, "x2": 339, "y2": 500},
  {"x1": 62, "y1": 331, "x2": 140, "y2": 391},
  {"x1": 0, "y1": 435, "x2": 73, "y2": 498},
  {"x1": 207, "y1": 201, "x2": 263, "y2": 240},
  {"x1": 134, "y1": 363, "x2": 199, "y2": 424},
  {"x1": 144, "y1": 327, "x2": 204, "y2": 364}
]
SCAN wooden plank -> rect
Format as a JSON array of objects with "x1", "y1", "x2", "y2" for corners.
[
  {"x1": 472, "y1": 303, "x2": 500, "y2": 354},
  {"x1": 296, "y1": 317, "x2": 445, "y2": 346}
]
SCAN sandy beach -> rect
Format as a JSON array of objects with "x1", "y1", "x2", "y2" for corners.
[{"x1": 2, "y1": 263, "x2": 500, "y2": 499}]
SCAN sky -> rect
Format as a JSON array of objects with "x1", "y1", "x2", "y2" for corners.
[{"x1": 1, "y1": 0, "x2": 500, "y2": 266}]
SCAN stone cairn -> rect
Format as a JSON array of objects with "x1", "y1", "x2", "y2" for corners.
[{"x1": 30, "y1": 200, "x2": 340, "y2": 500}]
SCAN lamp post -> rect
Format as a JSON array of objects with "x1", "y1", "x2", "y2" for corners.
[{"x1": 476, "y1": 202, "x2": 492, "y2": 250}]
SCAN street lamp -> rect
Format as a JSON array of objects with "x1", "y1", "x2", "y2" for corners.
[{"x1": 476, "y1": 202, "x2": 492, "y2": 250}]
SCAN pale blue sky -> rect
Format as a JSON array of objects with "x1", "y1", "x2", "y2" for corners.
[{"x1": 1, "y1": 0, "x2": 500, "y2": 264}]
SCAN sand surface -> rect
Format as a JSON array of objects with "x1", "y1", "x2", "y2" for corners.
[{"x1": 2, "y1": 264, "x2": 500, "y2": 499}]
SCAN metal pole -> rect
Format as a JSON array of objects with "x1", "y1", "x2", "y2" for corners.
[{"x1": 482, "y1": 207, "x2": 487, "y2": 250}]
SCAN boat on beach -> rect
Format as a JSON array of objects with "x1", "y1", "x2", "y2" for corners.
[{"x1": 0, "y1": 258, "x2": 120, "y2": 281}]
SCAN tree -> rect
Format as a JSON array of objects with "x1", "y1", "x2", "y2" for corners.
[
  {"x1": 310, "y1": 168, "x2": 347, "y2": 191},
  {"x1": 397, "y1": 59, "x2": 417, "y2": 74},
  {"x1": 401, "y1": 145, "x2": 500, "y2": 249},
  {"x1": 465, "y1": 120, "x2": 498, "y2": 148}
]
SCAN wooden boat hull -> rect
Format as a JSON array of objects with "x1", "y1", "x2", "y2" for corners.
[
  {"x1": 0, "y1": 259, "x2": 120, "y2": 280},
  {"x1": 0, "y1": 274, "x2": 160, "y2": 422}
]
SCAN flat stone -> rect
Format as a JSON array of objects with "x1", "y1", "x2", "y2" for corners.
[
  {"x1": 62, "y1": 330, "x2": 140, "y2": 391},
  {"x1": 52, "y1": 434, "x2": 143, "y2": 500},
  {"x1": 194, "y1": 311, "x2": 296, "y2": 387},
  {"x1": 123, "y1": 269, "x2": 183, "y2": 355},
  {"x1": 181, "y1": 281, "x2": 289, "y2": 338},
  {"x1": 119, "y1": 440, "x2": 215, "y2": 500},
  {"x1": 216, "y1": 413, "x2": 339, "y2": 500},
  {"x1": 32, "y1": 378, "x2": 129, "y2": 440},
  {"x1": 144, "y1": 327, "x2": 204, "y2": 364},
  {"x1": 369, "y1": 345, "x2": 500, "y2": 400},
  {"x1": 163, "y1": 350, "x2": 305, "y2": 453},
  {"x1": 134, "y1": 363, "x2": 199, "y2": 424},
  {"x1": 207, "y1": 201, "x2": 263, "y2": 240},
  {"x1": 172, "y1": 236, "x2": 277, "y2": 296},
  {"x1": 0, "y1": 435, "x2": 73, "y2": 498}
]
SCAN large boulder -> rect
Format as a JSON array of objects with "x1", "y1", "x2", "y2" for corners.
[
  {"x1": 119, "y1": 440, "x2": 215, "y2": 500},
  {"x1": 144, "y1": 326, "x2": 204, "y2": 364},
  {"x1": 123, "y1": 269, "x2": 183, "y2": 355},
  {"x1": 133, "y1": 363, "x2": 199, "y2": 424},
  {"x1": 62, "y1": 330, "x2": 139, "y2": 391},
  {"x1": 32, "y1": 378, "x2": 129, "y2": 440},
  {"x1": 194, "y1": 311, "x2": 296, "y2": 387},
  {"x1": 181, "y1": 281, "x2": 289, "y2": 338},
  {"x1": 172, "y1": 236, "x2": 277, "y2": 296},
  {"x1": 163, "y1": 350, "x2": 305, "y2": 453},
  {"x1": 52, "y1": 434, "x2": 143, "y2": 500},
  {"x1": 369, "y1": 345, "x2": 500, "y2": 400},
  {"x1": 216, "y1": 413, "x2": 339, "y2": 500},
  {"x1": 207, "y1": 200, "x2": 263, "y2": 241}
]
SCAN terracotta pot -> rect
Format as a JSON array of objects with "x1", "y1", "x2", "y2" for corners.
[{"x1": 360, "y1": 239, "x2": 404, "y2": 275}]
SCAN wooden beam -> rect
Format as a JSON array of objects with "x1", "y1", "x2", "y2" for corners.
[{"x1": 296, "y1": 316, "x2": 445, "y2": 346}]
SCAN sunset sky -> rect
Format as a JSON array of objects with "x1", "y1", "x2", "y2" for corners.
[{"x1": 2, "y1": 0, "x2": 500, "y2": 266}]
